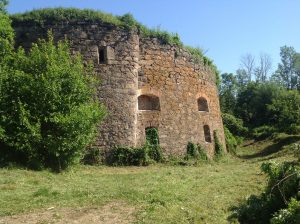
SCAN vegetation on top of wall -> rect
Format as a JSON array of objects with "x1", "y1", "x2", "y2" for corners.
[
  {"x1": 11, "y1": 8, "x2": 123, "y2": 26},
  {"x1": 11, "y1": 8, "x2": 219, "y2": 77}
]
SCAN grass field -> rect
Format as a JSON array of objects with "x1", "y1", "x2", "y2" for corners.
[{"x1": 0, "y1": 134, "x2": 298, "y2": 223}]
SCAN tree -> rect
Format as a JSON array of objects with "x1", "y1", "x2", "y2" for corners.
[
  {"x1": 240, "y1": 53, "x2": 255, "y2": 82},
  {"x1": 0, "y1": 0, "x2": 14, "y2": 61},
  {"x1": 219, "y1": 73, "x2": 238, "y2": 114},
  {"x1": 0, "y1": 0, "x2": 8, "y2": 13},
  {"x1": 235, "y1": 82, "x2": 281, "y2": 128},
  {"x1": 236, "y1": 68, "x2": 249, "y2": 87},
  {"x1": 272, "y1": 46, "x2": 299, "y2": 90},
  {"x1": 267, "y1": 90, "x2": 300, "y2": 133},
  {"x1": 0, "y1": 33, "x2": 106, "y2": 171},
  {"x1": 294, "y1": 53, "x2": 300, "y2": 81},
  {"x1": 254, "y1": 53, "x2": 272, "y2": 82}
]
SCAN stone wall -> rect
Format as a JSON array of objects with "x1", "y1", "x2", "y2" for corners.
[{"x1": 12, "y1": 19, "x2": 225, "y2": 157}]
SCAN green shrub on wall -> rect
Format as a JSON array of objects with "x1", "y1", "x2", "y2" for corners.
[
  {"x1": 82, "y1": 146, "x2": 103, "y2": 165},
  {"x1": 214, "y1": 130, "x2": 225, "y2": 158},
  {"x1": 107, "y1": 146, "x2": 150, "y2": 166},
  {"x1": 145, "y1": 127, "x2": 163, "y2": 162},
  {"x1": 186, "y1": 142, "x2": 208, "y2": 161},
  {"x1": 145, "y1": 127, "x2": 159, "y2": 145},
  {"x1": 106, "y1": 127, "x2": 164, "y2": 166}
]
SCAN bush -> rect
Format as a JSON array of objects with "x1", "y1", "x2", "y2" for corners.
[
  {"x1": 186, "y1": 142, "x2": 199, "y2": 159},
  {"x1": 107, "y1": 142, "x2": 164, "y2": 166},
  {"x1": 145, "y1": 127, "x2": 163, "y2": 162},
  {"x1": 271, "y1": 198, "x2": 300, "y2": 224},
  {"x1": 145, "y1": 127, "x2": 159, "y2": 145},
  {"x1": 0, "y1": 33, "x2": 106, "y2": 171},
  {"x1": 252, "y1": 125, "x2": 278, "y2": 140},
  {"x1": 147, "y1": 144, "x2": 164, "y2": 162},
  {"x1": 81, "y1": 146, "x2": 103, "y2": 165},
  {"x1": 267, "y1": 90, "x2": 300, "y2": 133},
  {"x1": 107, "y1": 146, "x2": 150, "y2": 166},
  {"x1": 224, "y1": 127, "x2": 238, "y2": 155},
  {"x1": 186, "y1": 142, "x2": 208, "y2": 161},
  {"x1": 222, "y1": 113, "x2": 248, "y2": 137},
  {"x1": 235, "y1": 82, "x2": 282, "y2": 128},
  {"x1": 293, "y1": 143, "x2": 300, "y2": 162},
  {"x1": 231, "y1": 162, "x2": 300, "y2": 223}
]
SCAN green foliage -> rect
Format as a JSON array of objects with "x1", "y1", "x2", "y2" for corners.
[
  {"x1": 0, "y1": 32, "x2": 106, "y2": 171},
  {"x1": 271, "y1": 198, "x2": 300, "y2": 224},
  {"x1": 145, "y1": 127, "x2": 163, "y2": 162},
  {"x1": 235, "y1": 82, "x2": 282, "y2": 128},
  {"x1": 267, "y1": 90, "x2": 300, "y2": 134},
  {"x1": 145, "y1": 127, "x2": 159, "y2": 146},
  {"x1": 232, "y1": 162, "x2": 300, "y2": 224},
  {"x1": 107, "y1": 127, "x2": 164, "y2": 166},
  {"x1": 185, "y1": 46, "x2": 204, "y2": 63},
  {"x1": 222, "y1": 113, "x2": 248, "y2": 136},
  {"x1": 214, "y1": 130, "x2": 224, "y2": 158},
  {"x1": 294, "y1": 143, "x2": 300, "y2": 162},
  {"x1": 186, "y1": 141, "x2": 208, "y2": 161},
  {"x1": 0, "y1": 10, "x2": 14, "y2": 60},
  {"x1": 219, "y1": 73, "x2": 238, "y2": 114},
  {"x1": 0, "y1": 0, "x2": 9, "y2": 13},
  {"x1": 139, "y1": 25, "x2": 182, "y2": 46},
  {"x1": 147, "y1": 144, "x2": 164, "y2": 162},
  {"x1": 81, "y1": 146, "x2": 103, "y2": 165},
  {"x1": 252, "y1": 125, "x2": 278, "y2": 140},
  {"x1": 107, "y1": 145, "x2": 151, "y2": 166},
  {"x1": 224, "y1": 127, "x2": 238, "y2": 155},
  {"x1": 272, "y1": 46, "x2": 300, "y2": 90},
  {"x1": 11, "y1": 8, "x2": 123, "y2": 27},
  {"x1": 186, "y1": 142, "x2": 199, "y2": 159}
]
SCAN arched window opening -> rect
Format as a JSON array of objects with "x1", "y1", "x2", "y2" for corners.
[
  {"x1": 203, "y1": 125, "x2": 212, "y2": 143},
  {"x1": 198, "y1": 97, "x2": 209, "y2": 112},
  {"x1": 138, "y1": 95, "x2": 160, "y2": 111}
]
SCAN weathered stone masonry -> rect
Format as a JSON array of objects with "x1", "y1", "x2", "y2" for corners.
[{"x1": 13, "y1": 20, "x2": 225, "y2": 157}]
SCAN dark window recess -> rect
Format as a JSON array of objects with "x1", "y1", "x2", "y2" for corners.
[
  {"x1": 203, "y1": 125, "x2": 212, "y2": 143},
  {"x1": 138, "y1": 95, "x2": 160, "y2": 111},
  {"x1": 198, "y1": 97, "x2": 209, "y2": 112},
  {"x1": 98, "y1": 47, "x2": 107, "y2": 64}
]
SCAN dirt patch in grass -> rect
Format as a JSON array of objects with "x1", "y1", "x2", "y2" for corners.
[{"x1": 0, "y1": 201, "x2": 136, "y2": 224}]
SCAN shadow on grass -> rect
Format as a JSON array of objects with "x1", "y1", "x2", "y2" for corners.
[{"x1": 238, "y1": 135, "x2": 300, "y2": 160}]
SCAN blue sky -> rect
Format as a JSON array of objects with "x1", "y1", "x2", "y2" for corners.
[{"x1": 7, "y1": 0, "x2": 300, "y2": 75}]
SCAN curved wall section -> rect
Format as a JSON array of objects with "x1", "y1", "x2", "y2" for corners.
[
  {"x1": 13, "y1": 19, "x2": 225, "y2": 157},
  {"x1": 137, "y1": 38, "x2": 225, "y2": 156}
]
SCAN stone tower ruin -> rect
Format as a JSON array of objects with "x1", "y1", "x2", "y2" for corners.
[{"x1": 13, "y1": 15, "x2": 226, "y2": 157}]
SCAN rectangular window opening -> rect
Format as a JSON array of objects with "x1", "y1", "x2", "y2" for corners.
[{"x1": 98, "y1": 47, "x2": 107, "y2": 64}]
